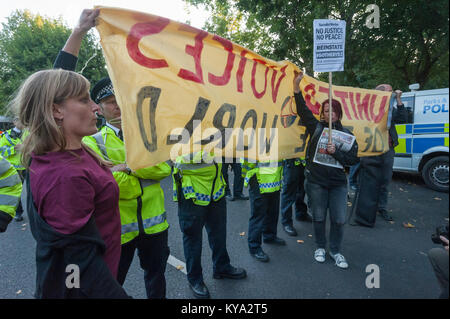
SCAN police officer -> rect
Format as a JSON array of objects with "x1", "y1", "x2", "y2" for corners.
[
  {"x1": 241, "y1": 159, "x2": 285, "y2": 262},
  {"x1": 0, "y1": 118, "x2": 28, "y2": 221},
  {"x1": 222, "y1": 158, "x2": 249, "y2": 201},
  {"x1": 173, "y1": 153, "x2": 247, "y2": 299},
  {"x1": 0, "y1": 156, "x2": 22, "y2": 232},
  {"x1": 54, "y1": 10, "x2": 171, "y2": 298},
  {"x1": 280, "y1": 157, "x2": 312, "y2": 237}
]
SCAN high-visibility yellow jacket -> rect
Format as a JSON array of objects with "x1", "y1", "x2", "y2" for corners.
[
  {"x1": 172, "y1": 152, "x2": 226, "y2": 206},
  {"x1": 0, "y1": 156, "x2": 22, "y2": 221},
  {"x1": 83, "y1": 125, "x2": 170, "y2": 245},
  {"x1": 294, "y1": 157, "x2": 306, "y2": 166},
  {"x1": 0, "y1": 129, "x2": 29, "y2": 171},
  {"x1": 241, "y1": 159, "x2": 283, "y2": 194}
]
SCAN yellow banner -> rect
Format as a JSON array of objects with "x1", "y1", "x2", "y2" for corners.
[{"x1": 96, "y1": 7, "x2": 392, "y2": 170}]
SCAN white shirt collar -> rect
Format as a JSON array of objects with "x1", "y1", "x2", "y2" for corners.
[{"x1": 105, "y1": 122, "x2": 121, "y2": 136}]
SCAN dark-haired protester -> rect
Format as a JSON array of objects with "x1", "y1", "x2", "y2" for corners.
[
  {"x1": 350, "y1": 85, "x2": 407, "y2": 227},
  {"x1": 54, "y1": 9, "x2": 171, "y2": 299},
  {"x1": 293, "y1": 71, "x2": 359, "y2": 269},
  {"x1": 14, "y1": 68, "x2": 129, "y2": 298}
]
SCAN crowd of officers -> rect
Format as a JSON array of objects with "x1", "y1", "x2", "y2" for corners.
[{"x1": 0, "y1": 9, "x2": 406, "y2": 299}]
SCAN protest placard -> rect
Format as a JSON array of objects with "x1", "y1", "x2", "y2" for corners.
[{"x1": 313, "y1": 19, "x2": 346, "y2": 73}]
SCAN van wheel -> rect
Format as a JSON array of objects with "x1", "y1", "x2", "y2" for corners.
[{"x1": 422, "y1": 156, "x2": 449, "y2": 192}]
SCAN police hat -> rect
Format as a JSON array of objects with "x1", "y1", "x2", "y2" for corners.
[{"x1": 90, "y1": 77, "x2": 115, "y2": 104}]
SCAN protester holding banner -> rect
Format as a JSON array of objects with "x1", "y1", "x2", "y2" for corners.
[
  {"x1": 241, "y1": 158, "x2": 285, "y2": 262},
  {"x1": 14, "y1": 68, "x2": 128, "y2": 298},
  {"x1": 280, "y1": 157, "x2": 312, "y2": 237},
  {"x1": 294, "y1": 71, "x2": 359, "y2": 269},
  {"x1": 351, "y1": 86, "x2": 407, "y2": 227},
  {"x1": 173, "y1": 152, "x2": 247, "y2": 299},
  {"x1": 54, "y1": 9, "x2": 171, "y2": 299}
]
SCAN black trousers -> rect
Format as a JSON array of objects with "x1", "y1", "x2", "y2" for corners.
[
  {"x1": 117, "y1": 230, "x2": 170, "y2": 299},
  {"x1": 178, "y1": 196, "x2": 231, "y2": 286},
  {"x1": 248, "y1": 176, "x2": 281, "y2": 253}
]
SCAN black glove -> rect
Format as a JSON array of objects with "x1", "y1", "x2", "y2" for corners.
[{"x1": 0, "y1": 211, "x2": 13, "y2": 233}]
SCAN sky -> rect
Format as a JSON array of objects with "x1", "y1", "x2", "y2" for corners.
[{"x1": 0, "y1": 0, "x2": 210, "y2": 30}]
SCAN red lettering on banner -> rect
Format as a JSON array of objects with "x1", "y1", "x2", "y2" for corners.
[
  {"x1": 251, "y1": 60, "x2": 269, "y2": 99},
  {"x1": 270, "y1": 65, "x2": 287, "y2": 103},
  {"x1": 318, "y1": 86, "x2": 328, "y2": 96},
  {"x1": 177, "y1": 25, "x2": 208, "y2": 84},
  {"x1": 126, "y1": 18, "x2": 170, "y2": 69},
  {"x1": 303, "y1": 84, "x2": 321, "y2": 115},
  {"x1": 334, "y1": 91, "x2": 352, "y2": 119},
  {"x1": 354, "y1": 93, "x2": 371, "y2": 121},
  {"x1": 372, "y1": 95, "x2": 388, "y2": 123},
  {"x1": 348, "y1": 92, "x2": 359, "y2": 120},
  {"x1": 236, "y1": 50, "x2": 248, "y2": 93},
  {"x1": 368, "y1": 94, "x2": 377, "y2": 121},
  {"x1": 208, "y1": 35, "x2": 235, "y2": 86}
]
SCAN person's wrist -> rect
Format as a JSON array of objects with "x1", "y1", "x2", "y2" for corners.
[{"x1": 72, "y1": 26, "x2": 89, "y2": 37}]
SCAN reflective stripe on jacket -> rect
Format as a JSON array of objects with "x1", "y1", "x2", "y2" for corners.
[
  {"x1": 0, "y1": 129, "x2": 29, "y2": 170},
  {"x1": 0, "y1": 157, "x2": 22, "y2": 218},
  {"x1": 83, "y1": 125, "x2": 170, "y2": 244},
  {"x1": 172, "y1": 152, "x2": 226, "y2": 206},
  {"x1": 240, "y1": 159, "x2": 283, "y2": 193}
]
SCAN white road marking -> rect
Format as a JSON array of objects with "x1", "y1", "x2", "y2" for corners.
[{"x1": 167, "y1": 255, "x2": 187, "y2": 274}]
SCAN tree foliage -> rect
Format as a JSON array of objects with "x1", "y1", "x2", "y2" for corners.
[
  {"x1": 0, "y1": 10, "x2": 107, "y2": 115},
  {"x1": 185, "y1": 0, "x2": 449, "y2": 91}
]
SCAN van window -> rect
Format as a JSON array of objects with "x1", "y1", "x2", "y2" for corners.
[{"x1": 393, "y1": 95, "x2": 414, "y2": 124}]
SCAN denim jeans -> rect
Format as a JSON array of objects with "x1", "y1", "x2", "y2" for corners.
[
  {"x1": 222, "y1": 162, "x2": 244, "y2": 197},
  {"x1": 305, "y1": 180, "x2": 348, "y2": 255},
  {"x1": 178, "y1": 196, "x2": 231, "y2": 285},
  {"x1": 348, "y1": 163, "x2": 360, "y2": 189},
  {"x1": 248, "y1": 176, "x2": 281, "y2": 253},
  {"x1": 117, "y1": 230, "x2": 170, "y2": 299},
  {"x1": 280, "y1": 159, "x2": 308, "y2": 226}
]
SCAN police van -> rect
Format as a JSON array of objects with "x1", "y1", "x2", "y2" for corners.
[{"x1": 392, "y1": 87, "x2": 449, "y2": 192}]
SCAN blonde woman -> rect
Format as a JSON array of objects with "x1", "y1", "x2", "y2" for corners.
[{"x1": 14, "y1": 69, "x2": 128, "y2": 298}]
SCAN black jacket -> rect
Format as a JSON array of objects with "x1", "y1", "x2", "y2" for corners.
[
  {"x1": 24, "y1": 173, "x2": 129, "y2": 299},
  {"x1": 53, "y1": 50, "x2": 77, "y2": 70},
  {"x1": 294, "y1": 92, "x2": 359, "y2": 187}
]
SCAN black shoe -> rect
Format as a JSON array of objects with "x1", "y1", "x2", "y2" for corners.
[
  {"x1": 263, "y1": 236, "x2": 286, "y2": 246},
  {"x1": 283, "y1": 225, "x2": 298, "y2": 237},
  {"x1": 234, "y1": 194, "x2": 249, "y2": 200},
  {"x1": 213, "y1": 266, "x2": 247, "y2": 279},
  {"x1": 14, "y1": 215, "x2": 24, "y2": 222},
  {"x1": 188, "y1": 282, "x2": 210, "y2": 299},
  {"x1": 226, "y1": 195, "x2": 235, "y2": 201},
  {"x1": 378, "y1": 210, "x2": 393, "y2": 221},
  {"x1": 295, "y1": 213, "x2": 313, "y2": 222},
  {"x1": 250, "y1": 250, "x2": 270, "y2": 262}
]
